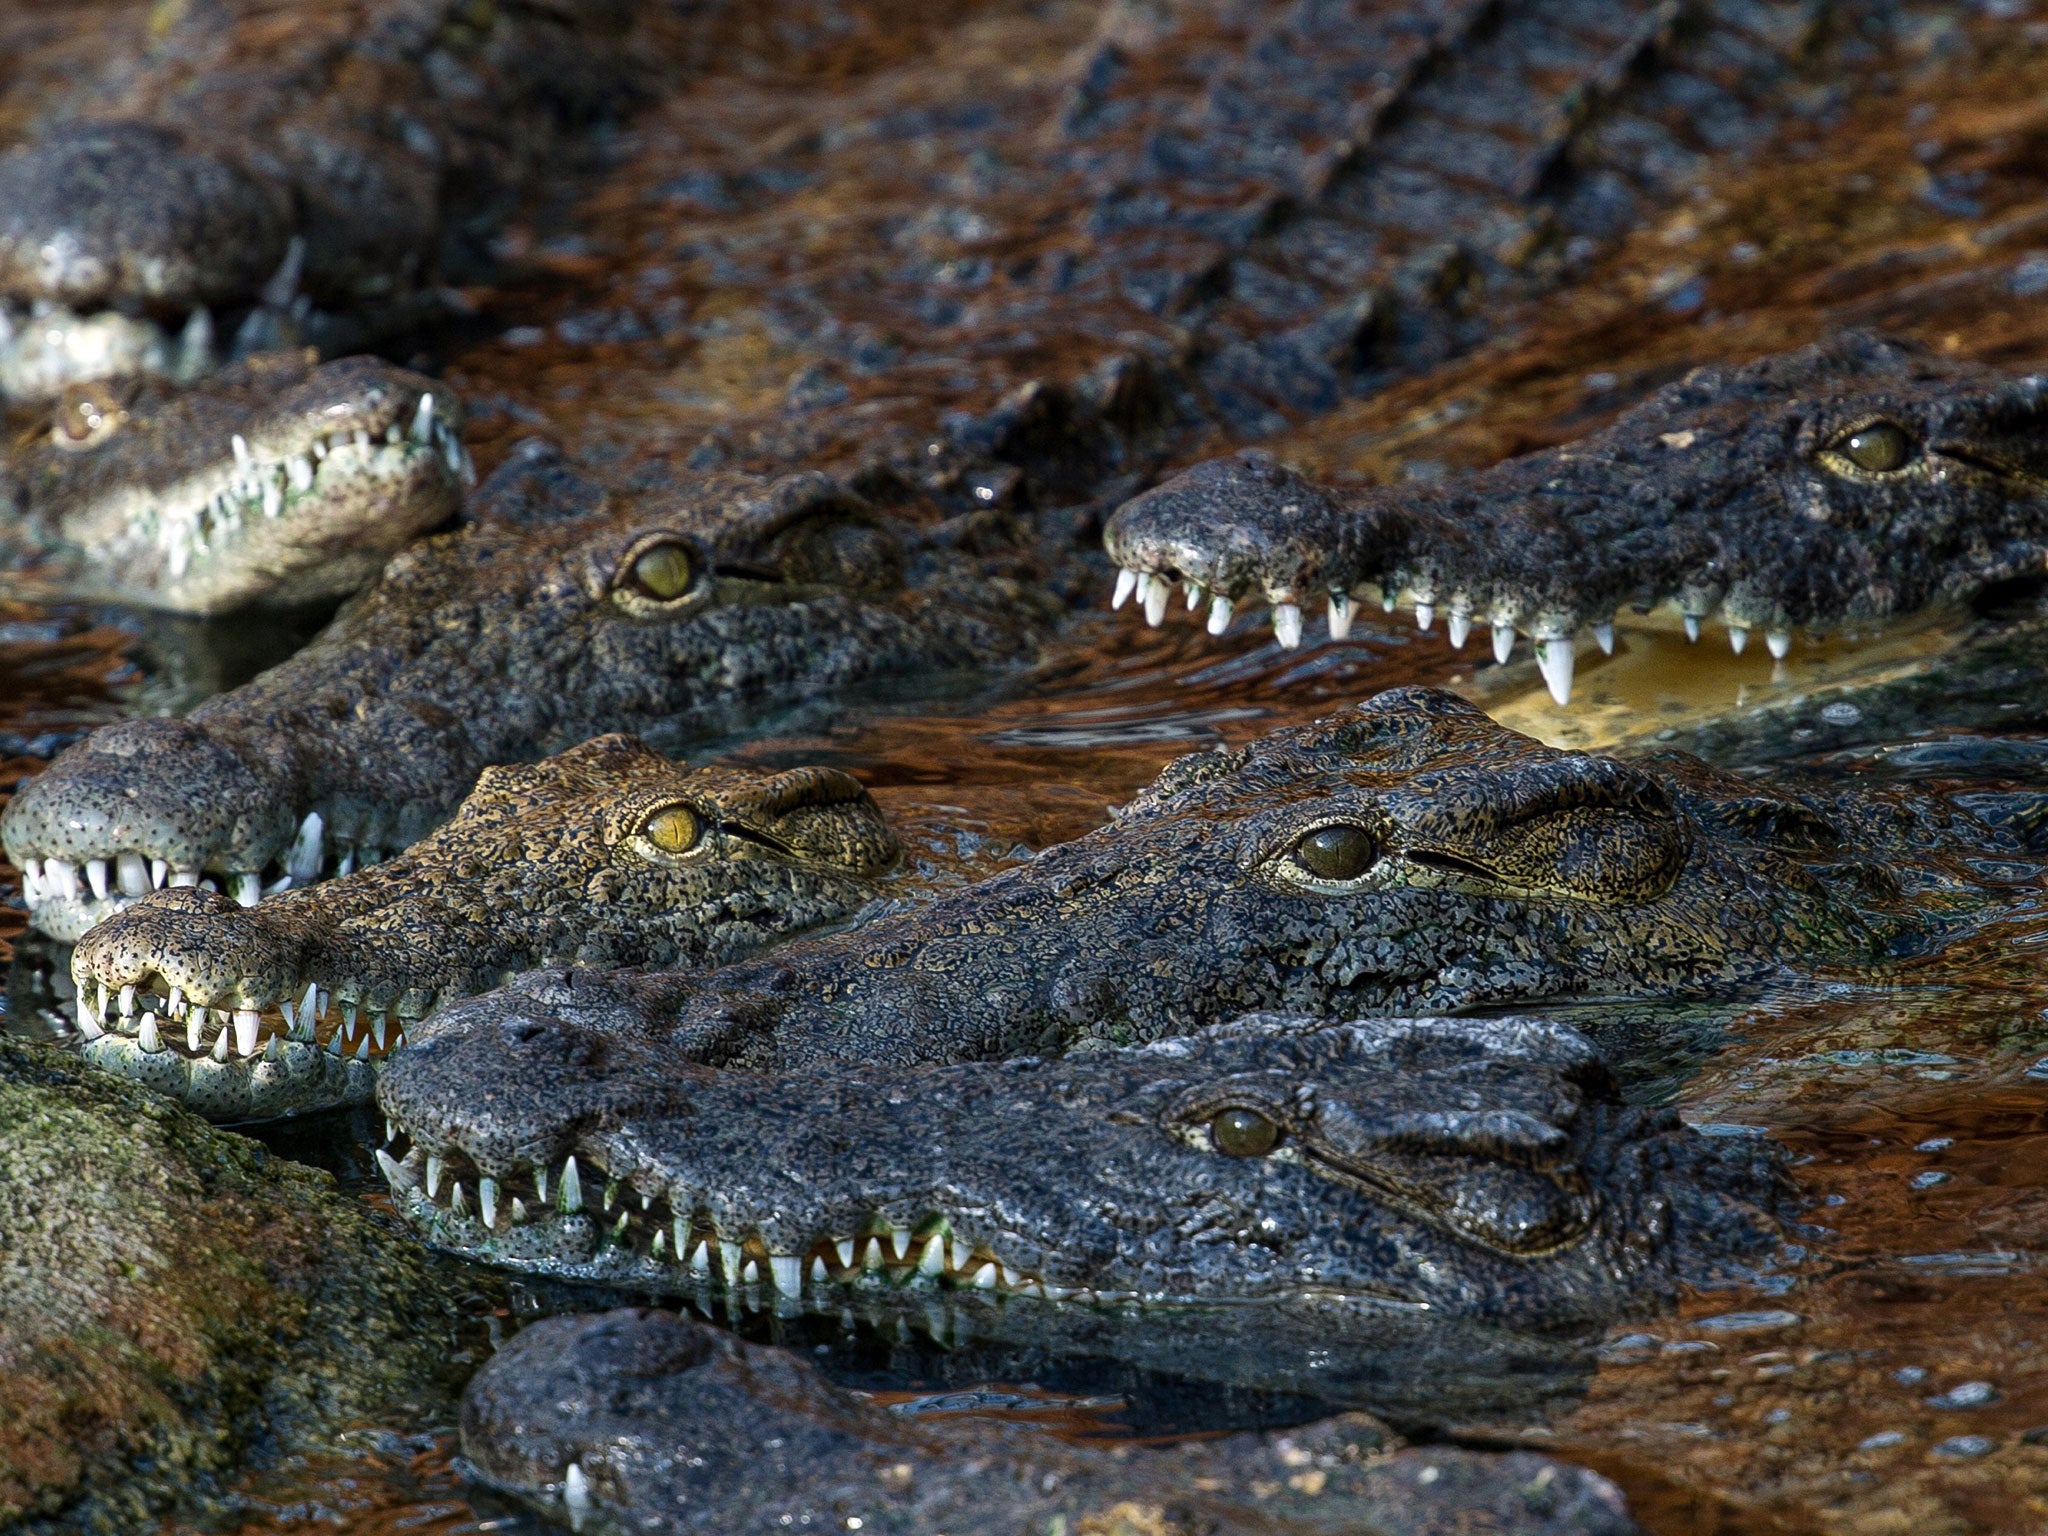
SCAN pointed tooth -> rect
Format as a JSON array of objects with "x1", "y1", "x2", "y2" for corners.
[
  {"x1": 1207, "y1": 592, "x2": 1234, "y2": 635},
  {"x1": 1111, "y1": 568, "x2": 1138, "y2": 610},
  {"x1": 450, "y1": 1181, "x2": 466, "y2": 1217},
  {"x1": 119, "y1": 984, "x2": 136, "y2": 1017},
  {"x1": 741, "y1": 1258, "x2": 760, "y2": 1285},
  {"x1": 75, "y1": 996, "x2": 104, "y2": 1039},
  {"x1": 1447, "y1": 609, "x2": 1471, "y2": 649},
  {"x1": 1729, "y1": 626, "x2": 1749, "y2": 654},
  {"x1": 212, "y1": 1026, "x2": 232, "y2": 1062},
  {"x1": 949, "y1": 1238, "x2": 972, "y2": 1272},
  {"x1": 1767, "y1": 629, "x2": 1791, "y2": 659},
  {"x1": 411, "y1": 392, "x2": 436, "y2": 443},
  {"x1": 1594, "y1": 621, "x2": 1615, "y2": 655},
  {"x1": 689, "y1": 1236, "x2": 710, "y2": 1274},
  {"x1": 534, "y1": 1163, "x2": 550, "y2": 1205},
  {"x1": 810, "y1": 1254, "x2": 827, "y2": 1282},
  {"x1": 1327, "y1": 591, "x2": 1352, "y2": 641},
  {"x1": 97, "y1": 983, "x2": 108, "y2": 1021},
  {"x1": 262, "y1": 476, "x2": 281, "y2": 518},
  {"x1": 375, "y1": 1149, "x2": 410, "y2": 1188},
  {"x1": 137, "y1": 1012, "x2": 161, "y2": 1052},
  {"x1": 720, "y1": 1240, "x2": 742, "y2": 1280},
  {"x1": 187, "y1": 1013, "x2": 204, "y2": 1053},
  {"x1": 373, "y1": 1013, "x2": 389, "y2": 1051},
  {"x1": 918, "y1": 1234, "x2": 946, "y2": 1276},
  {"x1": 1684, "y1": 613, "x2": 1702, "y2": 642},
  {"x1": 234, "y1": 1008, "x2": 261, "y2": 1057},
  {"x1": 44, "y1": 858, "x2": 76, "y2": 902},
  {"x1": 1141, "y1": 573, "x2": 1168, "y2": 627},
  {"x1": 299, "y1": 981, "x2": 320, "y2": 1025},
  {"x1": 1415, "y1": 601, "x2": 1434, "y2": 631},
  {"x1": 1183, "y1": 580, "x2": 1203, "y2": 611},
  {"x1": 564, "y1": 1463, "x2": 592, "y2": 1518},
  {"x1": 479, "y1": 1176, "x2": 499, "y2": 1229},
  {"x1": 168, "y1": 986, "x2": 184, "y2": 1016},
  {"x1": 1492, "y1": 623, "x2": 1515, "y2": 664},
  {"x1": 770, "y1": 1255, "x2": 803, "y2": 1294},
  {"x1": 970, "y1": 1261, "x2": 999, "y2": 1290},
  {"x1": 287, "y1": 454, "x2": 315, "y2": 491},
  {"x1": 151, "y1": 858, "x2": 169, "y2": 890},
  {"x1": 1536, "y1": 635, "x2": 1576, "y2": 706},
  {"x1": 86, "y1": 859, "x2": 109, "y2": 902},
  {"x1": 560, "y1": 1155, "x2": 584, "y2": 1213},
  {"x1": 264, "y1": 1032, "x2": 284, "y2": 1063},
  {"x1": 835, "y1": 1238, "x2": 856, "y2": 1269},
  {"x1": 286, "y1": 812, "x2": 324, "y2": 883},
  {"x1": 232, "y1": 871, "x2": 261, "y2": 908},
  {"x1": 231, "y1": 433, "x2": 250, "y2": 466},
  {"x1": 116, "y1": 853, "x2": 148, "y2": 897},
  {"x1": 426, "y1": 1155, "x2": 445, "y2": 1199},
  {"x1": 1272, "y1": 601, "x2": 1303, "y2": 649},
  {"x1": 513, "y1": 1197, "x2": 530, "y2": 1225}
]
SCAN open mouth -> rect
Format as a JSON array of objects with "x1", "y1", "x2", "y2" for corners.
[{"x1": 376, "y1": 1135, "x2": 1110, "y2": 1304}]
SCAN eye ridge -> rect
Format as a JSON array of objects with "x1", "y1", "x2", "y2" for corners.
[{"x1": 1290, "y1": 822, "x2": 1379, "y2": 883}]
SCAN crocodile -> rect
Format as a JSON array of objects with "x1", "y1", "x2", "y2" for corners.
[
  {"x1": 461, "y1": 1306, "x2": 1647, "y2": 1536},
  {"x1": 61, "y1": 734, "x2": 900, "y2": 1120},
  {"x1": 379, "y1": 1012, "x2": 1789, "y2": 1329},
  {"x1": 2, "y1": 440, "x2": 1052, "y2": 941},
  {"x1": 1102, "y1": 331, "x2": 2048, "y2": 706},
  {"x1": 1, "y1": 349, "x2": 472, "y2": 614},
  {"x1": 0, "y1": 1031, "x2": 472, "y2": 1534},
  {"x1": 372, "y1": 687, "x2": 2047, "y2": 1104},
  {"x1": 0, "y1": 0, "x2": 645, "y2": 402}
]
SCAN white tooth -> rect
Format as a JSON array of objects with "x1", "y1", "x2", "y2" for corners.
[
  {"x1": 232, "y1": 871, "x2": 260, "y2": 907},
  {"x1": 741, "y1": 1258, "x2": 760, "y2": 1284},
  {"x1": 1327, "y1": 591, "x2": 1352, "y2": 640},
  {"x1": 352, "y1": 428, "x2": 371, "y2": 451},
  {"x1": 98, "y1": 984, "x2": 108, "y2": 1019},
  {"x1": 919, "y1": 1235, "x2": 946, "y2": 1276},
  {"x1": 971, "y1": 1261, "x2": 999, "y2": 1289},
  {"x1": 300, "y1": 981, "x2": 320, "y2": 1023},
  {"x1": 513, "y1": 1198, "x2": 530, "y2": 1225},
  {"x1": 450, "y1": 1181, "x2": 466, "y2": 1216},
  {"x1": 455, "y1": 443, "x2": 476, "y2": 484},
  {"x1": 835, "y1": 1238, "x2": 856, "y2": 1268},
  {"x1": 76, "y1": 996, "x2": 103, "y2": 1039},
  {"x1": 281, "y1": 997, "x2": 296, "y2": 1033},
  {"x1": 116, "y1": 853, "x2": 148, "y2": 896},
  {"x1": 287, "y1": 455, "x2": 315, "y2": 491},
  {"x1": 1415, "y1": 602, "x2": 1434, "y2": 631},
  {"x1": 810, "y1": 1255, "x2": 827, "y2": 1281},
  {"x1": 1536, "y1": 635, "x2": 1576, "y2": 706},
  {"x1": 1594, "y1": 621, "x2": 1615, "y2": 655},
  {"x1": 353, "y1": 1033, "x2": 371, "y2": 1061},
  {"x1": 560, "y1": 1155, "x2": 584, "y2": 1213},
  {"x1": 151, "y1": 858, "x2": 169, "y2": 890},
  {"x1": 231, "y1": 433, "x2": 250, "y2": 466},
  {"x1": 1729, "y1": 626, "x2": 1749, "y2": 654},
  {"x1": 373, "y1": 1013, "x2": 389, "y2": 1051},
  {"x1": 263, "y1": 874, "x2": 292, "y2": 898},
  {"x1": 1272, "y1": 602, "x2": 1303, "y2": 649},
  {"x1": 1207, "y1": 593, "x2": 1234, "y2": 635},
  {"x1": 311, "y1": 438, "x2": 328, "y2": 460},
  {"x1": 234, "y1": 1008, "x2": 261, "y2": 1057},
  {"x1": 335, "y1": 847, "x2": 355, "y2": 878},
  {"x1": 46, "y1": 858, "x2": 76, "y2": 901},
  {"x1": 1492, "y1": 623, "x2": 1515, "y2": 664},
  {"x1": 770, "y1": 1255, "x2": 803, "y2": 1294},
  {"x1": 265, "y1": 1033, "x2": 284, "y2": 1063},
  {"x1": 412, "y1": 393, "x2": 435, "y2": 442},
  {"x1": 1684, "y1": 613, "x2": 1702, "y2": 642},
  {"x1": 1111, "y1": 567, "x2": 1138, "y2": 610},
  {"x1": 1767, "y1": 629, "x2": 1791, "y2": 658},
  {"x1": 286, "y1": 812, "x2": 324, "y2": 883},
  {"x1": 262, "y1": 477, "x2": 281, "y2": 518},
  {"x1": 689, "y1": 1239, "x2": 711, "y2": 1274},
  {"x1": 119, "y1": 984, "x2": 136, "y2": 1016},
  {"x1": 426, "y1": 1155, "x2": 445, "y2": 1198},
  {"x1": 170, "y1": 868, "x2": 200, "y2": 888},
  {"x1": 1141, "y1": 573, "x2": 1168, "y2": 627},
  {"x1": 1184, "y1": 580, "x2": 1203, "y2": 611},
  {"x1": 375, "y1": 1149, "x2": 408, "y2": 1187},
  {"x1": 564, "y1": 1464, "x2": 592, "y2": 1522},
  {"x1": 534, "y1": 1163, "x2": 550, "y2": 1204},
  {"x1": 136, "y1": 1012, "x2": 161, "y2": 1053},
  {"x1": 720, "y1": 1240, "x2": 741, "y2": 1279},
  {"x1": 385, "y1": 422, "x2": 403, "y2": 445},
  {"x1": 949, "y1": 1238, "x2": 972, "y2": 1271},
  {"x1": 212, "y1": 1026, "x2": 231, "y2": 1062},
  {"x1": 168, "y1": 986, "x2": 184, "y2": 1016},
  {"x1": 479, "y1": 1176, "x2": 499, "y2": 1229},
  {"x1": 1447, "y1": 609, "x2": 1471, "y2": 649},
  {"x1": 187, "y1": 1013, "x2": 204, "y2": 1053}
]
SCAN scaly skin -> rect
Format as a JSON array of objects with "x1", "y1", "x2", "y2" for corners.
[
  {"x1": 63, "y1": 735, "x2": 900, "y2": 1120},
  {"x1": 375, "y1": 687, "x2": 2044, "y2": 1103},
  {"x1": 0, "y1": 350, "x2": 471, "y2": 613},
  {"x1": 0, "y1": 0, "x2": 644, "y2": 400},
  {"x1": 461, "y1": 1307, "x2": 1647, "y2": 1536},
  {"x1": 1103, "y1": 333, "x2": 2048, "y2": 704},
  {"x1": 379, "y1": 1014, "x2": 1788, "y2": 1329},
  {"x1": 2, "y1": 442, "x2": 1054, "y2": 942}
]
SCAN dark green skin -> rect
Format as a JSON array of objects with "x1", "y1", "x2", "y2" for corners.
[
  {"x1": 0, "y1": 1033, "x2": 472, "y2": 1535},
  {"x1": 1104, "y1": 333, "x2": 2048, "y2": 694},
  {"x1": 461, "y1": 1307, "x2": 1647, "y2": 1536},
  {"x1": 0, "y1": 0, "x2": 643, "y2": 399},
  {"x1": 376, "y1": 686, "x2": 2043, "y2": 1114},
  {"x1": 2, "y1": 443, "x2": 1056, "y2": 943},
  {"x1": 380, "y1": 1013, "x2": 1789, "y2": 1330},
  {"x1": 65, "y1": 734, "x2": 902, "y2": 1121},
  {"x1": 0, "y1": 351, "x2": 470, "y2": 614}
]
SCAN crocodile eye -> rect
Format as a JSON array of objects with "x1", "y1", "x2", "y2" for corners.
[
  {"x1": 642, "y1": 805, "x2": 702, "y2": 854},
  {"x1": 629, "y1": 540, "x2": 697, "y2": 601},
  {"x1": 51, "y1": 384, "x2": 125, "y2": 450},
  {"x1": 1831, "y1": 421, "x2": 1913, "y2": 474},
  {"x1": 1211, "y1": 1107, "x2": 1279, "y2": 1157},
  {"x1": 1291, "y1": 824, "x2": 1378, "y2": 883}
]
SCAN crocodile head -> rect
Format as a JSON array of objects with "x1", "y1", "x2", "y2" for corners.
[
  {"x1": 61, "y1": 735, "x2": 898, "y2": 1120},
  {"x1": 1, "y1": 350, "x2": 471, "y2": 614},
  {"x1": 2, "y1": 445, "x2": 1045, "y2": 943},
  {"x1": 377, "y1": 1013, "x2": 1788, "y2": 1327},
  {"x1": 1104, "y1": 332, "x2": 2048, "y2": 703}
]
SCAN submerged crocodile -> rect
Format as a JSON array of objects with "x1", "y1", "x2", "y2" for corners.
[
  {"x1": 1, "y1": 350, "x2": 471, "y2": 613},
  {"x1": 2, "y1": 440, "x2": 1052, "y2": 940},
  {"x1": 0, "y1": 0, "x2": 645, "y2": 401},
  {"x1": 463, "y1": 1306, "x2": 1647, "y2": 1536},
  {"x1": 380, "y1": 1013, "x2": 1789, "y2": 1329},
  {"x1": 375, "y1": 687, "x2": 2046, "y2": 1106},
  {"x1": 1104, "y1": 332, "x2": 2048, "y2": 706},
  {"x1": 63, "y1": 735, "x2": 900, "y2": 1120}
]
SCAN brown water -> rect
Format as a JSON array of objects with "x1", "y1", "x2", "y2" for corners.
[{"x1": 12, "y1": 6, "x2": 2048, "y2": 1534}]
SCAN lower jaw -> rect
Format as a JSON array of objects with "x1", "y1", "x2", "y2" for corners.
[{"x1": 78, "y1": 1030, "x2": 377, "y2": 1120}]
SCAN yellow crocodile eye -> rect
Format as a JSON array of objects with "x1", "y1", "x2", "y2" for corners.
[
  {"x1": 1291, "y1": 824, "x2": 1378, "y2": 882},
  {"x1": 1211, "y1": 1107, "x2": 1279, "y2": 1157},
  {"x1": 51, "y1": 384, "x2": 124, "y2": 450},
  {"x1": 629, "y1": 541, "x2": 696, "y2": 601},
  {"x1": 1835, "y1": 421, "x2": 1912, "y2": 473},
  {"x1": 643, "y1": 804, "x2": 702, "y2": 854}
]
